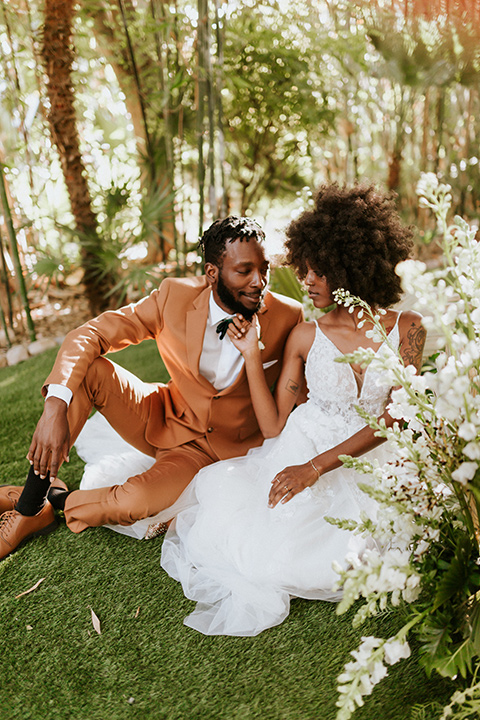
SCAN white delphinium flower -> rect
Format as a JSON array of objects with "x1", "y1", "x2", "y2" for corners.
[
  {"x1": 458, "y1": 423, "x2": 478, "y2": 442},
  {"x1": 383, "y1": 638, "x2": 411, "y2": 665},
  {"x1": 451, "y1": 462, "x2": 478, "y2": 485},
  {"x1": 336, "y1": 633, "x2": 411, "y2": 720},
  {"x1": 463, "y1": 443, "x2": 480, "y2": 461},
  {"x1": 331, "y1": 175, "x2": 480, "y2": 719}
]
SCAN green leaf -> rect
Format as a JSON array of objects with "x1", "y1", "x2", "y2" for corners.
[
  {"x1": 419, "y1": 615, "x2": 453, "y2": 663},
  {"x1": 467, "y1": 598, "x2": 480, "y2": 654},
  {"x1": 433, "y1": 637, "x2": 476, "y2": 679},
  {"x1": 269, "y1": 267, "x2": 305, "y2": 302},
  {"x1": 433, "y1": 534, "x2": 473, "y2": 610}
]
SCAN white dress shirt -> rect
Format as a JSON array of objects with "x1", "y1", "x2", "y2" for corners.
[
  {"x1": 46, "y1": 291, "x2": 245, "y2": 405},
  {"x1": 198, "y1": 293, "x2": 245, "y2": 390}
]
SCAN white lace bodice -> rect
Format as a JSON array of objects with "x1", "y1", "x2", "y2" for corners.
[{"x1": 303, "y1": 318, "x2": 399, "y2": 431}]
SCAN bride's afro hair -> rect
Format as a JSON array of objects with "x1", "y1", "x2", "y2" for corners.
[{"x1": 284, "y1": 183, "x2": 414, "y2": 308}]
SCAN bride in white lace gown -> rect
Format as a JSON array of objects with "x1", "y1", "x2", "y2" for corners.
[
  {"x1": 159, "y1": 184, "x2": 426, "y2": 636},
  {"x1": 160, "y1": 317, "x2": 401, "y2": 635}
]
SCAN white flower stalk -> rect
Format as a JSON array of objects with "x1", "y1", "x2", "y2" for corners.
[
  {"x1": 336, "y1": 633, "x2": 411, "y2": 720},
  {"x1": 330, "y1": 174, "x2": 480, "y2": 719}
]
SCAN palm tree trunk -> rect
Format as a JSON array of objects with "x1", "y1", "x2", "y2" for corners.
[{"x1": 42, "y1": 0, "x2": 117, "y2": 315}]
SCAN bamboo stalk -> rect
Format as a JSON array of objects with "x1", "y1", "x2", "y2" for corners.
[
  {"x1": 0, "y1": 164, "x2": 35, "y2": 341},
  {"x1": 0, "y1": 227, "x2": 14, "y2": 328},
  {"x1": 0, "y1": 301, "x2": 11, "y2": 348}
]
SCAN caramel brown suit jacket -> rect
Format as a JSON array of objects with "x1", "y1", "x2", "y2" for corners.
[{"x1": 43, "y1": 276, "x2": 304, "y2": 460}]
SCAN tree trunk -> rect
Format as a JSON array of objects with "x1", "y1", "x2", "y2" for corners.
[
  {"x1": 196, "y1": 0, "x2": 208, "y2": 235},
  {"x1": 90, "y1": 4, "x2": 149, "y2": 155},
  {"x1": 203, "y1": 1, "x2": 216, "y2": 218},
  {"x1": 214, "y1": 0, "x2": 228, "y2": 217},
  {"x1": 90, "y1": 0, "x2": 174, "y2": 264},
  {"x1": 42, "y1": 0, "x2": 118, "y2": 315},
  {"x1": 434, "y1": 87, "x2": 445, "y2": 173},
  {"x1": 421, "y1": 87, "x2": 430, "y2": 172},
  {"x1": 149, "y1": 0, "x2": 178, "y2": 268},
  {"x1": 387, "y1": 148, "x2": 402, "y2": 192}
]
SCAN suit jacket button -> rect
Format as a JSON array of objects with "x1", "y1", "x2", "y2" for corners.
[{"x1": 207, "y1": 427, "x2": 214, "y2": 433}]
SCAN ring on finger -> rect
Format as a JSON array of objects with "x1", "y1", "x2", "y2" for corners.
[{"x1": 284, "y1": 485, "x2": 290, "y2": 492}]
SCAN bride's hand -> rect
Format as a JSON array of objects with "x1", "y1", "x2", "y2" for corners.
[
  {"x1": 227, "y1": 315, "x2": 260, "y2": 356},
  {"x1": 268, "y1": 462, "x2": 320, "y2": 508}
]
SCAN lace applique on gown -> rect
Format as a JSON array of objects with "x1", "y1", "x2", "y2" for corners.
[{"x1": 159, "y1": 319, "x2": 400, "y2": 636}]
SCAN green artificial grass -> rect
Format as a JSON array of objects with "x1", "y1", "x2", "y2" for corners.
[{"x1": 0, "y1": 342, "x2": 454, "y2": 720}]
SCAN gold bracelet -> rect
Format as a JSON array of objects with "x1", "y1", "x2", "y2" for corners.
[{"x1": 310, "y1": 459, "x2": 321, "y2": 477}]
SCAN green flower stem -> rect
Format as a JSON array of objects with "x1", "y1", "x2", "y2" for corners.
[{"x1": 451, "y1": 483, "x2": 476, "y2": 539}]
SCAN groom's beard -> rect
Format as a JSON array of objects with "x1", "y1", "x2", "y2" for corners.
[{"x1": 216, "y1": 271, "x2": 264, "y2": 321}]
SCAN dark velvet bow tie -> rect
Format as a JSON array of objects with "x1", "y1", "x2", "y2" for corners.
[{"x1": 216, "y1": 317, "x2": 234, "y2": 340}]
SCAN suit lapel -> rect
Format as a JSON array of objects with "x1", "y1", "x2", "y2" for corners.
[{"x1": 186, "y1": 286, "x2": 211, "y2": 384}]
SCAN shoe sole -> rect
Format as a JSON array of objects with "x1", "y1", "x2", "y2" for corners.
[{"x1": 1, "y1": 518, "x2": 58, "y2": 561}]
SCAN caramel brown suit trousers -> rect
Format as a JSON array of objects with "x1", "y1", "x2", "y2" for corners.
[{"x1": 42, "y1": 276, "x2": 303, "y2": 532}]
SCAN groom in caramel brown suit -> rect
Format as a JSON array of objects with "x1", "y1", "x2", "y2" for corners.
[{"x1": 0, "y1": 216, "x2": 303, "y2": 558}]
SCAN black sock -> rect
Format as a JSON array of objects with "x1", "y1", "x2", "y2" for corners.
[
  {"x1": 16, "y1": 466, "x2": 51, "y2": 516},
  {"x1": 47, "y1": 486, "x2": 70, "y2": 511}
]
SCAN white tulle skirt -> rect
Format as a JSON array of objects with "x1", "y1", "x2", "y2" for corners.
[
  {"x1": 161, "y1": 403, "x2": 388, "y2": 636},
  {"x1": 75, "y1": 409, "x2": 387, "y2": 636}
]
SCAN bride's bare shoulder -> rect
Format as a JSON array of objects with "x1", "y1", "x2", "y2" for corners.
[
  {"x1": 286, "y1": 320, "x2": 317, "y2": 358},
  {"x1": 395, "y1": 308, "x2": 424, "y2": 337}
]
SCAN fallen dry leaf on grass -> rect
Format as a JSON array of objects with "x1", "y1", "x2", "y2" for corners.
[
  {"x1": 89, "y1": 607, "x2": 101, "y2": 635},
  {"x1": 134, "y1": 607, "x2": 140, "y2": 618},
  {"x1": 15, "y1": 578, "x2": 45, "y2": 599}
]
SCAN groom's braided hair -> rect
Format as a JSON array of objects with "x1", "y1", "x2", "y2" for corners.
[
  {"x1": 284, "y1": 183, "x2": 414, "y2": 308},
  {"x1": 198, "y1": 216, "x2": 265, "y2": 267}
]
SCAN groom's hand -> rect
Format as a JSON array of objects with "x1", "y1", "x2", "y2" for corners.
[{"x1": 27, "y1": 397, "x2": 70, "y2": 482}]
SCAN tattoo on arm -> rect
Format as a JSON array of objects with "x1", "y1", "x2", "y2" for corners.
[
  {"x1": 286, "y1": 378, "x2": 300, "y2": 396},
  {"x1": 402, "y1": 323, "x2": 427, "y2": 370}
]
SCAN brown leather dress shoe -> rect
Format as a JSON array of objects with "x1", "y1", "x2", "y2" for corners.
[
  {"x1": 0, "y1": 486, "x2": 23, "y2": 514},
  {"x1": 0, "y1": 502, "x2": 58, "y2": 560},
  {"x1": 0, "y1": 479, "x2": 68, "y2": 515}
]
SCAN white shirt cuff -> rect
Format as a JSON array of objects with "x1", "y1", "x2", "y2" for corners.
[{"x1": 45, "y1": 384, "x2": 73, "y2": 406}]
